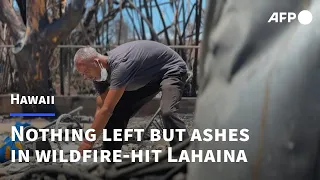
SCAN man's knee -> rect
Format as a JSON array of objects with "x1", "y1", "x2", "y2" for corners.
[
  {"x1": 160, "y1": 109, "x2": 175, "y2": 120},
  {"x1": 160, "y1": 109, "x2": 186, "y2": 128}
]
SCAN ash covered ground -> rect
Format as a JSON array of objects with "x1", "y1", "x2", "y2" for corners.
[{"x1": 0, "y1": 113, "x2": 194, "y2": 180}]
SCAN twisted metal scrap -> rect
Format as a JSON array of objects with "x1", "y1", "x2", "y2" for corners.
[
  {"x1": 21, "y1": 107, "x2": 84, "y2": 152},
  {"x1": 18, "y1": 139, "x2": 190, "y2": 180}
]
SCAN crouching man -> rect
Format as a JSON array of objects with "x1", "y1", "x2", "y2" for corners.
[{"x1": 73, "y1": 40, "x2": 190, "y2": 155}]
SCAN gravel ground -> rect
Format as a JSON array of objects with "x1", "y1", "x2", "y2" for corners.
[{"x1": 0, "y1": 113, "x2": 194, "y2": 180}]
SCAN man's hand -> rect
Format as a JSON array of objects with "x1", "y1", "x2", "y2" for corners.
[{"x1": 78, "y1": 141, "x2": 93, "y2": 155}]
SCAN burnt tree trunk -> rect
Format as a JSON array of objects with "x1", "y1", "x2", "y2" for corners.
[
  {"x1": 0, "y1": 0, "x2": 85, "y2": 116},
  {"x1": 14, "y1": 45, "x2": 55, "y2": 113}
]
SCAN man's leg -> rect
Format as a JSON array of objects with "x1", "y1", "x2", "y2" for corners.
[
  {"x1": 102, "y1": 81, "x2": 160, "y2": 152},
  {"x1": 160, "y1": 73, "x2": 189, "y2": 147}
]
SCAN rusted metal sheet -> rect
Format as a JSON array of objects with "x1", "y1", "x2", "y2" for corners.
[{"x1": 188, "y1": 0, "x2": 320, "y2": 179}]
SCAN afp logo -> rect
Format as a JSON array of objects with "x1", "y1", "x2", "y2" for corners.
[{"x1": 268, "y1": 10, "x2": 312, "y2": 25}]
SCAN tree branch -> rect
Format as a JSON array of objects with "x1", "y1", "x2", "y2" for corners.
[
  {"x1": 140, "y1": 2, "x2": 172, "y2": 9},
  {"x1": 40, "y1": 0, "x2": 86, "y2": 46},
  {"x1": 0, "y1": 0, "x2": 26, "y2": 42},
  {"x1": 127, "y1": 0, "x2": 159, "y2": 41},
  {"x1": 125, "y1": 8, "x2": 141, "y2": 40},
  {"x1": 96, "y1": 1, "x2": 132, "y2": 31},
  {"x1": 69, "y1": 0, "x2": 103, "y2": 45},
  {"x1": 156, "y1": 22, "x2": 182, "y2": 36},
  {"x1": 182, "y1": 3, "x2": 196, "y2": 38},
  {"x1": 155, "y1": 0, "x2": 170, "y2": 45},
  {"x1": 186, "y1": 32, "x2": 202, "y2": 39},
  {"x1": 83, "y1": 0, "x2": 102, "y2": 27}
]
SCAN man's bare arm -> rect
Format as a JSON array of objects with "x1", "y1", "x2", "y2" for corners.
[
  {"x1": 95, "y1": 89, "x2": 109, "y2": 117},
  {"x1": 88, "y1": 87, "x2": 126, "y2": 144},
  {"x1": 83, "y1": 90, "x2": 108, "y2": 145}
]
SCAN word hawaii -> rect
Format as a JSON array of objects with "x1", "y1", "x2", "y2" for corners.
[{"x1": 11, "y1": 94, "x2": 54, "y2": 105}]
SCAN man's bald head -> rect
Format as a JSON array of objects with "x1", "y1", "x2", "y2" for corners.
[
  {"x1": 73, "y1": 47, "x2": 108, "y2": 81},
  {"x1": 74, "y1": 47, "x2": 100, "y2": 66}
]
